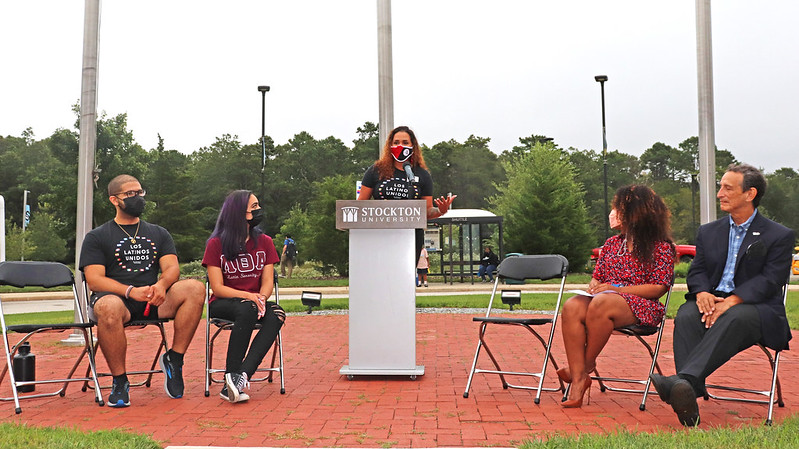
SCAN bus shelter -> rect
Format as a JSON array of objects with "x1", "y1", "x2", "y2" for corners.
[{"x1": 427, "y1": 209, "x2": 503, "y2": 284}]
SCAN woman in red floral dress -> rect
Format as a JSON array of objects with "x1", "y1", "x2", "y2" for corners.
[{"x1": 559, "y1": 185, "x2": 675, "y2": 408}]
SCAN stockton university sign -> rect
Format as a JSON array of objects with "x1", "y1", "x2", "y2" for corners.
[{"x1": 335, "y1": 200, "x2": 427, "y2": 230}]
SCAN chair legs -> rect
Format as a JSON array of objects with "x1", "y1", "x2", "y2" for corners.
[
  {"x1": 1, "y1": 328, "x2": 104, "y2": 413},
  {"x1": 463, "y1": 322, "x2": 564, "y2": 403},
  {"x1": 204, "y1": 323, "x2": 285, "y2": 397},
  {"x1": 81, "y1": 321, "x2": 170, "y2": 392},
  {"x1": 703, "y1": 345, "x2": 783, "y2": 425}
]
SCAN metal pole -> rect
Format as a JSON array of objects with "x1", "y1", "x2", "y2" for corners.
[
  {"x1": 595, "y1": 75, "x2": 609, "y2": 239},
  {"x1": 70, "y1": 0, "x2": 101, "y2": 342},
  {"x1": 21, "y1": 190, "x2": 30, "y2": 261},
  {"x1": 696, "y1": 0, "x2": 717, "y2": 224},
  {"x1": 377, "y1": 0, "x2": 394, "y2": 150},
  {"x1": 258, "y1": 85, "x2": 270, "y2": 201},
  {"x1": 0, "y1": 195, "x2": 6, "y2": 262}
]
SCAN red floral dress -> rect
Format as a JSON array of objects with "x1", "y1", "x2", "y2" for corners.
[{"x1": 592, "y1": 234, "x2": 674, "y2": 327}]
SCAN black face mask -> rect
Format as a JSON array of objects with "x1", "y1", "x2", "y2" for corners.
[
  {"x1": 122, "y1": 195, "x2": 146, "y2": 217},
  {"x1": 248, "y1": 208, "x2": 264, "y2": 228}
]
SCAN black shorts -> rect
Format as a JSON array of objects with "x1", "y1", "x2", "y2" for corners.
[
  {"x1": 90, "y1": 291, "x2": 159, "y2": 321},
  {"x1": 417, "y1": 268, "x2": 428, "y2": 275}
]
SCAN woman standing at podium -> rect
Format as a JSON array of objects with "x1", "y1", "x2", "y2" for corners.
[{"x1": 358, "y1": 125, "x2": 456, "y2": 261}]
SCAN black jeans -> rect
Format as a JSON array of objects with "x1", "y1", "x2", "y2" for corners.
[{"x1": 209, "y1": 297, "x2": 285, "y2": 378}]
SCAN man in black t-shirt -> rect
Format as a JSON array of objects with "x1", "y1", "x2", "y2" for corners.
[{"x1": 80, "y1": 174, "x2": 204, "y2": 408}]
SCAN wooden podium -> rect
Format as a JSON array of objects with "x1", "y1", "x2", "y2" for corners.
[{"x1": 336, "y1": 199, "x2": 426, "y2": 379}]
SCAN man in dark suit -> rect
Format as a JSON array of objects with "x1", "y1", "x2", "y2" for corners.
[{"x1": 651, "y1": 163, "x2": 794, "y2": 426}]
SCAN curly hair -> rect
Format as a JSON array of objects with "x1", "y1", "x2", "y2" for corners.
[
  {"x1": 612, "y1": 185, "x2": 674, "y2": 265},
  {"x1": 373, "y1": 125, "x2": 428, "y2": 180}
]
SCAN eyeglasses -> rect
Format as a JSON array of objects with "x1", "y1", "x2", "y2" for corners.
[{"x1": 114, "y1": 189, "x2": 146, "y2": 198}]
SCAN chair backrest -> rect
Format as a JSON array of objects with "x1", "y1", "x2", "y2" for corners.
[
  {"x1": 496, "y1": 255, "x2": 569, "y2": 282},
  {"x1": 0, "y1": 261, "x2": 75, "y2": 289}
]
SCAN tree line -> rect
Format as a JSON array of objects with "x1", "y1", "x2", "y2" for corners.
[{"x1": 2, "y1": 109, "x2": 798, "y2": 274}]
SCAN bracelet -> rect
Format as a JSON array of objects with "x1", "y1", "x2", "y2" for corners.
[{"x1": 125, "y1": 285, "x2": 134, "y2": 299}]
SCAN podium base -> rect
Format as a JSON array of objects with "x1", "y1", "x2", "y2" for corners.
[{"x1": 340, "y1": 365, "x2": 424, "y2": 380}]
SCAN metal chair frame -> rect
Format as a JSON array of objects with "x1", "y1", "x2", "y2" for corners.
[
  {"x1": 0, "y1": 261, "x2": 104, "y2": 413},
  {"x1": 702, "y1": 282, "x2": 789, "y2": 425},
  {"x1": 204, "y1": 272, "x2": 285, "y2": 397},
  {"x1": 463, "y1": 255, "x2": 569, "y2": 404},
  {"x1": 79, "y1": 276, "x2": 170, "y2": 391},
  {"x1": 587, "y1": 284, "x2": 674, "y2": 411}
]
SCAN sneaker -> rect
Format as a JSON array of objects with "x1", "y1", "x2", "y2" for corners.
[
  {"x1": 220, "y1": 384, "x2": 250, "y2": 403},
  {"x1": 159, "y1": 352, "x2": 184, "y2": 399},
  {"x1": 224, "y1": 372, "x2": 250, "y2": 403},
  {"x1": 108, "y1": 378, "x2": 130, "y2": 408},
  {"x1": 424, "y1": 283, "x2": 428, "y2": 287}
]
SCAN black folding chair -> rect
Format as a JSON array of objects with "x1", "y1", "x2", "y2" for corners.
[
  {"x1": 204, "y1": 271, "x2": 285, "y2": 396},
  {"x1": 0, "y1": 261, "x2": 104, "y2": 413},
  {"x1": 701, "y1": 281, "x2": 789, "y2": 425},
  {"x1": 80, "y1": 275, "x2": 170, "y2": 391},
  {"x1": 463, "y1": 254, "x2": 569, "y2": 404},
  {"x1": 588, "y1": 283, "x2": 674, "y2": 411}
]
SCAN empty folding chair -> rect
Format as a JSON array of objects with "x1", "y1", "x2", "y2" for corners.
[
  {"x1": 701, "y1": 281, "x2": 789, "y2": 425},
  {"x1": 0, "y1": 261, "x2": 104, "y2": 413},
  {"x1": 463, "y1": 254, "x2": 569, "y2": 404},
  {"x1": 204, "y1": 271, "x2": 285, "y2": 396},
  {"x1": 80, "y1": 274, "x2": 170, "y2": 391},
  {"x1": 588, "y1": 283, "x2": 674, "y2": 410}
]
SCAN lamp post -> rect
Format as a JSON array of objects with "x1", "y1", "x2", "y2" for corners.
[
  {"x1": 258, "y1": 85, "x2": 270, "y2": 200},
  {"x1": 21, "y1": 190, "x2": 30, "y2": 261},
  {"x1": 594, "y1": 75, "x2": 609, "y2": 240}
]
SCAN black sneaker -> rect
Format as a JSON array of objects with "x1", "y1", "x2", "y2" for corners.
[
  {"x1": 108, "y1": 378, "x2": 130, "y2": 408},
  {"x1": 159, "y1": 352, "x2": 184, "y2": 399},
  {"x1": 220, "y1": 384, "x2": 250, "y2": 402},
  {"x1": 224, "y1": 372, "x2": 250, "y2": 403}
]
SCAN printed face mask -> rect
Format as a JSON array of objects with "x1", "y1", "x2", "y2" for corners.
[
  {"x1": 122, "y1": 195, "x2": 146, "y2": 217},
  {"x1": 248, "y1": 208, "x2": 264, "y2": 228},
  {"x1": 390, "y1": 145, "x2": 413, "y2": 162}
]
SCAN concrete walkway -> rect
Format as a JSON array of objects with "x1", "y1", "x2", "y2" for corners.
[{"x1": 0, "y1": 310, "x2": 796, "y2": 448}]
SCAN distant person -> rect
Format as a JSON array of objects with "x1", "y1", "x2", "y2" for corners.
[
  {"x1": 650, "y1": 164, "x2": 794, "y2": 427},
  {"x1": 80, "y1": 174, "x2": 205, "y2": 407},
  {"x1": 478, "y1": 246, "x2": 499, "y2": 282},
  {"x1": 558, "y1": 185, "x2": 675, "y2": 408},
  {"x1": 281, "y1": 235, "x2": 297, "y2": 279},
  {"x1": 357, "y1": 125, "x2": 456, "y2": 264},
  {"x1": 203, "y1": 190, "x2": 285, "y2": 403},
  {"x1": 417, "y1": 247, "x2": 429, "y2": 287}
]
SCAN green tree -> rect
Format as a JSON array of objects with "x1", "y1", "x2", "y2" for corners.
[
  {"x1": 489, "y1": 142, "x2": 593, "y2": 269},
  {"x1": 25, "y1": 209, "x2": 69, "y2": 262},
  {"x1": 761, "y1": 167, "x2": 799, "y2": 233},
  {"x1": 425, "y1": 135, "x2": 504, "y2": 210},
  {"x1": 303, "y1": 174, "x2": 359, "y2": 276}
]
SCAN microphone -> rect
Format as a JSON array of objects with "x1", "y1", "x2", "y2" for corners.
[{"x1": 403, "y1": 161, "x2": 415, "y2": 182}]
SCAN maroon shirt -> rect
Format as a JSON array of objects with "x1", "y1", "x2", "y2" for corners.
[{"x1": 202, "y1": 234, "x2": 279, "y2": 303}]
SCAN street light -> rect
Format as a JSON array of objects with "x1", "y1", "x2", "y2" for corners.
[
  {"x1": 258, "y1": 85, "x2": 270, "y2": 201},
  {"x1": 594, "y1": 75, "x2": 609, "y2": 240},
  {"x1": 22, "y1": 190, "x2": 30, "y2": 261}
]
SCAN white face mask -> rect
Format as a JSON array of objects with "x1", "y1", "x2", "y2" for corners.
[{"x1": 608, "y1": 209, "x2": 621, "y2": 230}]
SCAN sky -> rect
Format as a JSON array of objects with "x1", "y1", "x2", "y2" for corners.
[{"x1": 2, "y1": 1, "x2": 798, "y2": 173}]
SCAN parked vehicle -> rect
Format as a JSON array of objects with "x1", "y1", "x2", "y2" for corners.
[
  {"x1": 792, "y1": 246, "x2": 799, "y2": 276},
  {"x1": 590, "y1": 244, "x2": 696, "y2": 265}
]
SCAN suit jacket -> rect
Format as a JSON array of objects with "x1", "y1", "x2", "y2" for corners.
[{"x1": 686, "y1": 212, "x2": 795, "y2": 350}]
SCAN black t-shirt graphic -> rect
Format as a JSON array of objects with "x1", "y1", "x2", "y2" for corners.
[
  {"x1": 361, "y1": 165, "x2": 433, "y2": 200},
  {"x1": 80, "y1": 220, "x2": 177, "y2": 286}
]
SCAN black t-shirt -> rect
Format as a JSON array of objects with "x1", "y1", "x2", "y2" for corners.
[
  {"x1": 79, "y1": 220, "x2": 177, "y2": 286},
  {"x1": 361, "y1": 164, "x2": 434, "y2": 199}
]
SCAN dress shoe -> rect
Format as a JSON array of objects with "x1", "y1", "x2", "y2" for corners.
[
  {"x1": 562, "y1": 377, "x2": 591, "y2": 408},
  {"x1": 649, "y1": 373, "x2": 681, "y2": 404},
  {"x1": 669, "y1": 379, "x2": 700, "y2": 426},
  {"x1": 556, "y1": 367, "x2": 572, "y2": 384}
]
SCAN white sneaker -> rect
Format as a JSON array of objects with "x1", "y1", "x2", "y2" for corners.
[{"x1": 224, "y1": 372, "x2": 250, "y2": 403}]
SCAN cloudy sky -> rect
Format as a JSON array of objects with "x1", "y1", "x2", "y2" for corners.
[{"x1": 2, "y1": 1, "x2": 797, "y2": 172}]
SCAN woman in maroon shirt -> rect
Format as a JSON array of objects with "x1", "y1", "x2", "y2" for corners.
[{"x1": 202, "y1": 190, "x2": 284, "y2": 403}]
